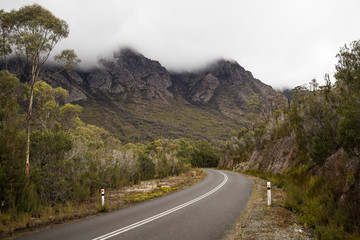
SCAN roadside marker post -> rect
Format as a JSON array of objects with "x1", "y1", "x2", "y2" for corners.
[
  {"x1": 267, "y1": 182, "x2": 271, "y2": 206},
  {"x1": 101, "y1": 189, "x2": 105, "y2": 206}
]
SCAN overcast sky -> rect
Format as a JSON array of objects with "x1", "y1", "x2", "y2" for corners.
[{"x1": 3, "y1": 0, "x2": 360, "y2": 89}]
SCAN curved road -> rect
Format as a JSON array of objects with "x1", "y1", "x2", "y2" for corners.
[{"x1": 17, "y1": 169, "x2": 252, "y2": 240}]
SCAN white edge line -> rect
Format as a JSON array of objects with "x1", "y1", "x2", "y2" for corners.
[{"x1": 92, "y1": 171, "x2": 228, "y2": 240}]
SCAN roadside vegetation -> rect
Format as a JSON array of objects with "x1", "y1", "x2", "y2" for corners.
[
  {"x1": 0, "y1": 74, "x2": 219, "y2": 237},
  {"x1": 3, "y1": 3, "x2": 360, "y2": 240},
  {"x1": 0, "y1": 4, "x2": 221, "y2": 238},
  {"x1": 221, "y1": 40, "x2": 360, "y2": 239}
]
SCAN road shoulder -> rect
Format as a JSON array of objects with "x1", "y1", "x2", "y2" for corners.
[{"x1": 223, "y1": 174, "x2": 313, "y2": 240}]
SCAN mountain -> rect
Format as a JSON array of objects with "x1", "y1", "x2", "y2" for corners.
[
  {"x1": 45, "y1": 48, "x2": 282, "y2": 142},
  {"x1": 171, "y1": 59, "x2": 281, "y2": 122}
]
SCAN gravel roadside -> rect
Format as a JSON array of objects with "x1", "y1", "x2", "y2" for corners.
[{"x1": 223, "y1": 175, "x2": 314, "y2": 240}]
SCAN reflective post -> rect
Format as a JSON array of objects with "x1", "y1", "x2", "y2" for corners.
[
  {"x1": 101, "y1": 189, "x2": 105, "y2": 206},
  {"x1": 267, "y1": 182, "x2": 271, "y2": 206}
]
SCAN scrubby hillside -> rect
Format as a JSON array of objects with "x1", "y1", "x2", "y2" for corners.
[
  {"x1": 43, "y1": 48, "x2": 282, "y2": 142},
  {"x1": 219, "y1": 40, "x2": 360, "y2": 239}
]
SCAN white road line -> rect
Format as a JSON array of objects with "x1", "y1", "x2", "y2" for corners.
[{"x1": 92, "y1": 171, "x2": 228, "y2": 240}]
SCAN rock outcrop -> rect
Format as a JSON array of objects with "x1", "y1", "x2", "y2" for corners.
[
  {"x1": 232, "y1": 136, "x2": 298, "y2": 174},
  {"x1": 316, "y1": 149, "x2": 360, "y2": 225},
  {"x1": 171, "y1": 59, "x2": 279, "y2": 121},
  {"x1": 47, "y1": 48, "x2": 173, "y2": 105},
  {"x1": 39, "y1": 48, "x2": 281, "y2": 141}
]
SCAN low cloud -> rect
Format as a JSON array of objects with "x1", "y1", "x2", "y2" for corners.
[{"x1": 3, "y1": 0, "x2": 360, "y2": 88}]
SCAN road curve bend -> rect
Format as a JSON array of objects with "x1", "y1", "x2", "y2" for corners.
[{"x1": 17, "y1": 169, "x2": 252, "y2": 240}]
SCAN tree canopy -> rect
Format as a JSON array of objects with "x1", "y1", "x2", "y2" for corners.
[{"x1": 0, "y1": 4, "x2": 80, "y2": 176}]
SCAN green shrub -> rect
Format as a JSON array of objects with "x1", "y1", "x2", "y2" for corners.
[
  {"x1": 96, "y1": 203, "x2": 109, "y2": 213},
  {"x1": 284, "y1": 182, "x2": 303, "y2": 213},
  {"x1": 139, "y1": 154, "x2": 155, "y2": 180}
]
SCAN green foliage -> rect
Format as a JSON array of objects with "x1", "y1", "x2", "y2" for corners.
[
  {"x1": 29, "y1": 129, "x2": 74, "y2": 204},
  {"x1": 0, "y1": 10, "x2": 14, "y2": 68},
  {"x1": 78, "y1": 96, "x2": 241, "y2": 143},
  {"x1": 31, "y1": 129, "x2": 72, "y2": 166},
  {"x1": 59, "y1": 103, "x2": 82, "y2": 129},
  {"x1": 0, "y1": 4, "x2": 226, "y2": 234},
  {"x1": 96, "y1": 203, "x2": 109, "y2": 213},
  {"x1": 223, "y1": 40, "x2": 360, "y2": 238},
  {"x1": 335, "y1": 40, "x2": 360, "y2": 92},
  {"x1": 335, "y1": 40, "x2": 360, "y2": 153},
  {"x1": 246, "y1": 169, "x2": 357, "y2": 239},
  {"x1": 16, "y1": 184, "x2": 42, "y2": 216},
  {"x1": 0, "y1": 3, "x2": 80, "y2": 179},
  {"x1": 11, "y1": 4, "x2": 69, "y2": 58},
  {"x1": 0, "y1": 70, "x2": 27, "y2": 122},
  {"x1": 139, "y1": 154, "x2": 155, "y2": 181},
  {"x1": 0, "y1": 71, "x2": 27, "y2": 211},
  {"x1": 54, "y1": 49, "x2": 81, "y2": 71},
  {"x1": 337, "y1": 107, "x2": 360, "y2": 152},
  {"x1": 246, "y1": 94, "x2": 263, "y2": 114},
  {"x1": 0, "y1": 71, "x2": 198, "y2": 226},
  {"x1": 191, "y1": 140, "x2": 221, "y2": 167}
]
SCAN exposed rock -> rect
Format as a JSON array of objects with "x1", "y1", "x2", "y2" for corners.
[
  {"x1": 99, "y1": 48, "x2": 173, "y2": 103},
  {"x1": 23, "y1": 48, "x2": 281, "y2": 141},
  {"x1": 316, "y1": 149, "x2": 360, "y2": 226},
  {"x1": 44, "y1": 69, "x2": 87, "y2": 102},
  {"x1": 88, "y1": 69, "x2": 113, "y2": 92},
  {"x1": 226, "y1": 134, "x2": 360, "y2": 228},
  {"x1": 67, "y1": 71, "x2": 84, "y2": 84},
  {"x1": 219, "y1": 149, "x2": 235, "y2": 169},
  {"x1": 191, "y1": 73, "x2": 219, "y2": 103},
  {"x1": 234, "y1": 136, "x2": 298, "y2": 174},
  {"x1": 171, "y1": 59, "x2": 281, "y2": 121},
  {"x1": 68, "y1": 87, "x2": 87, "y2": 102}
]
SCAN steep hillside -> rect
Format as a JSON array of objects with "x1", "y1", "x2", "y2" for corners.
[
  {"x1": 218, "y1": 39, "x2": 360, "y2": 237},
  {"x1": 44, "y1": 48, "x2": 281, "y2": 142}
]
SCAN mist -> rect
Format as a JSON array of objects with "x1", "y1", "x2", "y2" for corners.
[{"x1": 3, "y1": 0, "x2": 360, "y2": 89}]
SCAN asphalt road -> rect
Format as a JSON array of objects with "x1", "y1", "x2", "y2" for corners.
[{"x1": 16, "y1": 169, "x2": 252, "y2": 240}]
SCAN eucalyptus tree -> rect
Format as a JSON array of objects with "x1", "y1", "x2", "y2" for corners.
[
  {"x1": 0, "y1": 10, "x2": 13, "y2": 69},
  {"x1": 7, "y1": 4, "x2": 80, "y2": 177}
]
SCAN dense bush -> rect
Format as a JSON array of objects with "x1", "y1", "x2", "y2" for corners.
[
  {"x1": 0, "y1": 76, "x2": 208, "y2": 220},
  {"x1": 191, "y1": 140, "x2": 221, "y2": 168}
]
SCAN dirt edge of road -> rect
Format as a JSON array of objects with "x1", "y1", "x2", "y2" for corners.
[{"x1": 223, "y1": 174, "x2": 314, "y2": 240}]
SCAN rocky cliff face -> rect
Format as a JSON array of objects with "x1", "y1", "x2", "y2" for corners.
[
  {"x1": 222, "y1": 136, "x2": 298, "y2": 173},
  {"x1": 47, "y1": 49, "x2": 173, "y2": 105},
  {"x1": 230, "y1": 136, "x2": 360, "y2": 226},
  {"x1": 42, "y1": 48, "x2": 281, "y2": 142},
  {"x1": 171, "y1": 60, "x2": 278, "y2": 121}
]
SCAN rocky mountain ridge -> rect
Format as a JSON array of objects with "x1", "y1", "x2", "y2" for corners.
[{"x1": 44, "y1": 48, "x2": 282, "y2": 142}]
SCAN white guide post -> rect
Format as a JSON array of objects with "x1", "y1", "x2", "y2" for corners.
[
  {"x1": 267, "y1": 182, "x2": 271, "y2": 206},
  {"x1": 101, "y1": 189, "x2": 105, "y2": 206}
]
